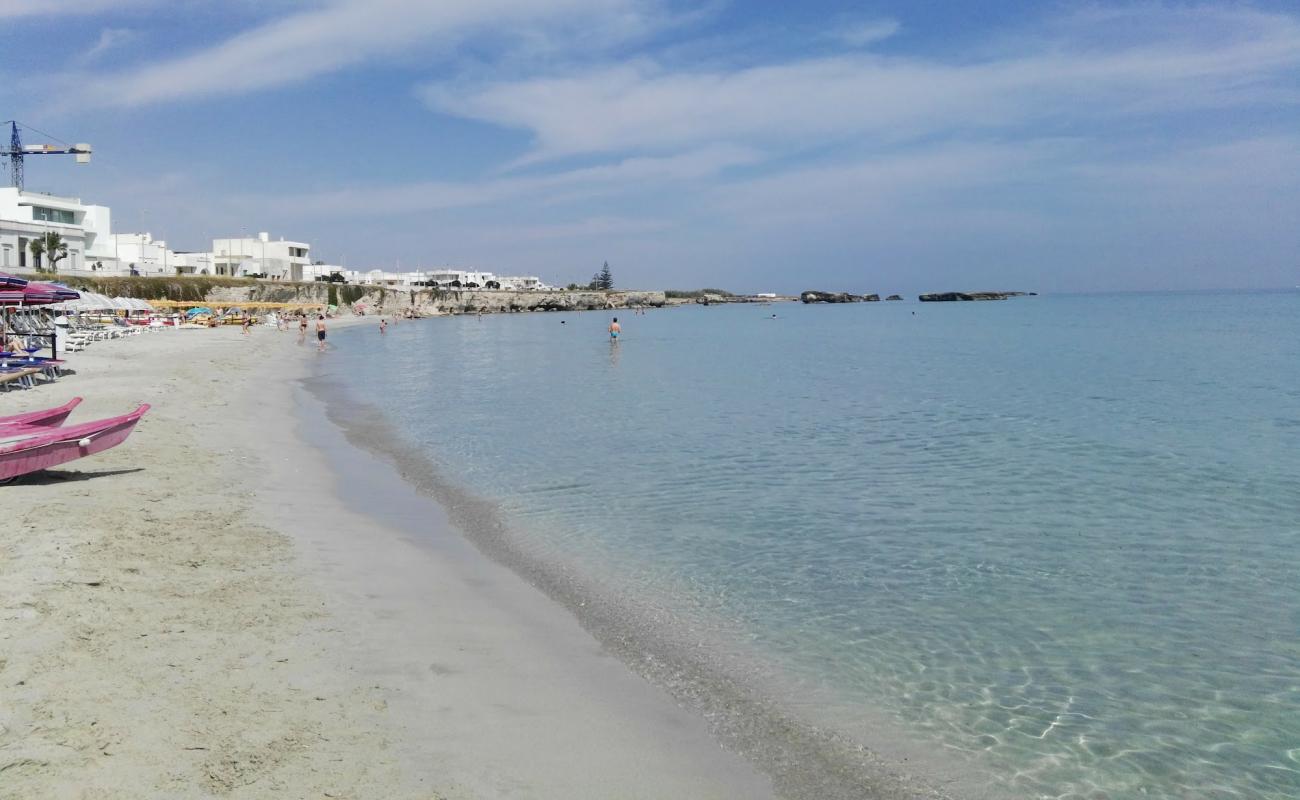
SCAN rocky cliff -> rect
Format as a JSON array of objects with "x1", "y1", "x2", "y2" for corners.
[
  {"x1": 430, "y1": 289, "x2": 666, "y2": 314},
  {"x1": 57, "y1": 275, "x2": 668, "y2": 316},
  {"x1": 213, "y1": 285, "x2": 668, "y2": 315}
]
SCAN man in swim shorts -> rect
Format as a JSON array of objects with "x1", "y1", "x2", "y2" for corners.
[
  {"x1": 316, "y1": 314, "x2": 327, "y2": 352},
  {"x1": 609, "y1": 317, "x2": 621, "y2": 340}
]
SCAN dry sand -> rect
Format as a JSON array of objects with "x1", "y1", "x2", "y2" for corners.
[{"x1": 0, "y1": 321, "x2": 775, "y2": 799}]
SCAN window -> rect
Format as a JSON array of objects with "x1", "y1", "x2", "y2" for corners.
[{"x1": 32, "y1": 206, "x2": 76, "y2": 224}]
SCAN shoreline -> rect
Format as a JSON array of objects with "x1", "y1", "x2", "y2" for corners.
[
  {"x1": 303, "y1": 340, "x2": 965, "y2": 800},
  {"x1": 0, "y1": 320, "x2": 778, "y2": 798}
]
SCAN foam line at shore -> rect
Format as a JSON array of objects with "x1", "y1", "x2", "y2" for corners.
[
  {"x1": 300, "y1": 329, "x2": 967, "y2": 800},
  {"x1": 237, "y1": 335, "x2": 786, "y2": 798}
]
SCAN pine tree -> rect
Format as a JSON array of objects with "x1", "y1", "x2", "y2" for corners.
[{"x1": 597, "y1": 261, "x2": 613, "y2": 290}]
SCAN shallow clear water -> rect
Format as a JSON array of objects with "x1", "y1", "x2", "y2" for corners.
[{"x1": 324, "y1": 293, "x2": 1300, "y2": 799}]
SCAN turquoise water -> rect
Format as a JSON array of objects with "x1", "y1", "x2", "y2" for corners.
[{"x1": 323, "y1": 294, "x2": 1300, "y2": 799}]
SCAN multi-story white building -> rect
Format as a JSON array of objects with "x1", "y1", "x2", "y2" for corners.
[
  {"x1": 212, "y1": 232, "x2": 310, "y2": 281},
  {"x1": 0, "y1": 187, "x2": 112, "y2": 272},
  {"x1": 108, "y1": 232, "x2": 175, "y2": 276},
  {"x1": 2, "y1": 189, "x2": 555, "y2": 291}
]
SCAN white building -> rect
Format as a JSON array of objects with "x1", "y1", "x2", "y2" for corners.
[
  {"x1": 108, "y1": 232, "x2": 176, "y2": 276},
  {"x1": 1, "y1": 189, "x2": 555, "y2": 291},
  {"x1": 419, "y1": 269, "x2": 549, "y2": 289},
  {"x1": 212, "y1": 232, "x2": 310, "y2": 281},
  {"x1": 310, "y1": 267, "x2": 552, "y2": 290},
  {"x1": 0, "y1": 187, "x2": 112, "y2": 273},
  {"x1": 171, "y1": 251, "x2": 215, "y2": 275},
  {"x1": 497, "y1": 275, "x2": 546, "y2": 290}
]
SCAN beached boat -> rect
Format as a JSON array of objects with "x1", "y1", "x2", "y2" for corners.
[
  {"x1": 0, "y1": 404, "x2": 149, "y2": 483},
  {"x1": 0, "y1": 397, "x2": 82, "y2": 430}
]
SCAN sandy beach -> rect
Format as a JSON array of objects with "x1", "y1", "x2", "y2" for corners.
[{"x1": 0, "y1": 320, "x2": 776, "y2": 799}]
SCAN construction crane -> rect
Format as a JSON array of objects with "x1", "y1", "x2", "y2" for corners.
[{"x1": 1, "y1": 121, "x2": 92, "y2": 191}]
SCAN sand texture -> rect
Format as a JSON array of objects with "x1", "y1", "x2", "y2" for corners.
[{"x1": 0, "y1": 321, "x2": 775, "y2": 799}]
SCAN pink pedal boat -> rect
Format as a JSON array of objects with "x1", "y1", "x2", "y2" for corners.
[
  {"x1": 0, "y1": 404, "x2": 149, "y2": 483},
  {"x1": 0, "y1": 397, "x2": 83, "y2": 432}
]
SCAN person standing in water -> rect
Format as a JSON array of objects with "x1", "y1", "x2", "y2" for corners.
[
  {"x1": 316, "y1": 314, "x2": 328, "y2": 352},
  {"x1": 380, "y1": 318, "x2": 388, "y2": 335},
  {"x1": 609, "y1": 317, "x2": 621, "y2": 340},
  {"x1": 298, "y1": 314, "x2": 308, "y2": 345}
]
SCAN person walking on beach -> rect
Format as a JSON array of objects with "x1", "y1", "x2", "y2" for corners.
[
  {"x1": 316, "y1": 315, "x2": 328, "y2": 352},
  {"x1": 241, "y1": 314, "x2": 251, "y2": 336},
  {"x1": 608, "y1": 317, "x2": 621, "y2": 340},
  {"x1": 298, "y1": 314, "x2": 307, "y2": 345}
]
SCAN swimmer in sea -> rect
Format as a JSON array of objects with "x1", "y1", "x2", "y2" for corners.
[{"x1": 608, "y1": 317, "x2": 621, "y2": 340}]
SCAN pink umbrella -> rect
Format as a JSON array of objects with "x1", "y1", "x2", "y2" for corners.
[
  {"x1": 0, "y1": 272, "x2": 28, "y2": 289},
  {"x1": 0, "y1": 281, "x2": 78, "y2": 306}
]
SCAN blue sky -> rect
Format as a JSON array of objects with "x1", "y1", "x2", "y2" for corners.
[{"x1": 3, "y1": 1, "x2": 1299, "y2": 292}]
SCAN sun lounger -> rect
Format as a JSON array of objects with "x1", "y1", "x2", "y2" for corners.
[{"x1": 0, "y1": 367, "x2": 42, "y2": 391}]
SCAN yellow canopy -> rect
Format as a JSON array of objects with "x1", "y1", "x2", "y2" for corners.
[{"x1": 148, "y1": 299, "x2": 326, "y2": 309}]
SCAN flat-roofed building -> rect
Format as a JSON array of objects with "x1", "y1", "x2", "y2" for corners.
[
  {"x1": 0, "y1": 187, "x2": 112, "y2": 273},
  {"x1": 212, "y1": 232, "x2": 310, "y2": 281}
]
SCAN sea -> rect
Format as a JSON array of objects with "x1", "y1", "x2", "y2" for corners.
[{"x1": 313, "y1": 292, "x2": 1299, "y2": 799}]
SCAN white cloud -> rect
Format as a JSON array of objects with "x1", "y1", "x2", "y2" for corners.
[
  {"x1": 73, "y1": 0, "x2": 662, "y2": 107},
  {"x1": 78, "y1": 27, "x2": 138, "y2": 63},
  {"x1": 0, "y1": 0, "x2": 149, "y2": 17},
  {"x1": 424, "y1": 6, "x2": 1300, "y2": 162},
  {"x1": 257, "y1": 145, "x2": 760, "y2": 217},
  {"x1": 832, "y1": 18, "x2": 901, "y2": 47},
  {"x1": 499, "y1": 216, "x2": 673, "y2": 241}
]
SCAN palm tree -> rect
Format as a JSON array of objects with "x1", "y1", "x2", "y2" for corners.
[
  {"x1": 29, "y1": 232, "x2": 68, "y2": 273},
  {"x1": 27, "y1": 237, "x2": 44, "y2": 270}
]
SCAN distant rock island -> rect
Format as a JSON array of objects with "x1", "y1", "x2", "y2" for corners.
[
  {"x1": 800, "y1": 291, "x2": 880, "y2": 303},
  {"x1": 918, "y1": 291, "x2": 1035, "y2": 302},
  {"x1": 800, "y1": 290, "x2": 1036, "y2": 304}
]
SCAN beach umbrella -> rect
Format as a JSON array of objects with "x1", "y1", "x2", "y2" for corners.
[
  {"x1": 0, "y1": 272, "x2": 29, "y2": 289},
  {"x1": 0, "y1": 281, "x2": 77, "y2": 306}
]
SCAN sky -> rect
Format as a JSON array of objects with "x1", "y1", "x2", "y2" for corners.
[{"x1": 2, "y1": 0, "x2": 1298, "y2": 293}]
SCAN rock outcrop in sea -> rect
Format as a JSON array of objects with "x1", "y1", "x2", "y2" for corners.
[
  {"x1": 800, "y1": 291, "x2": 873, "y2": 303},
  {"x1": 917, "y1": 291, "x2": 1032, "y2": 302},
  {"x1": 885, "y1": 295, "x2": 903, "y2": 301}
]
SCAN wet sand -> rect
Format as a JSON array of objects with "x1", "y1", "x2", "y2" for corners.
[{"x1": 0, "y1": 321, "x2": 775, "y2": 799}]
